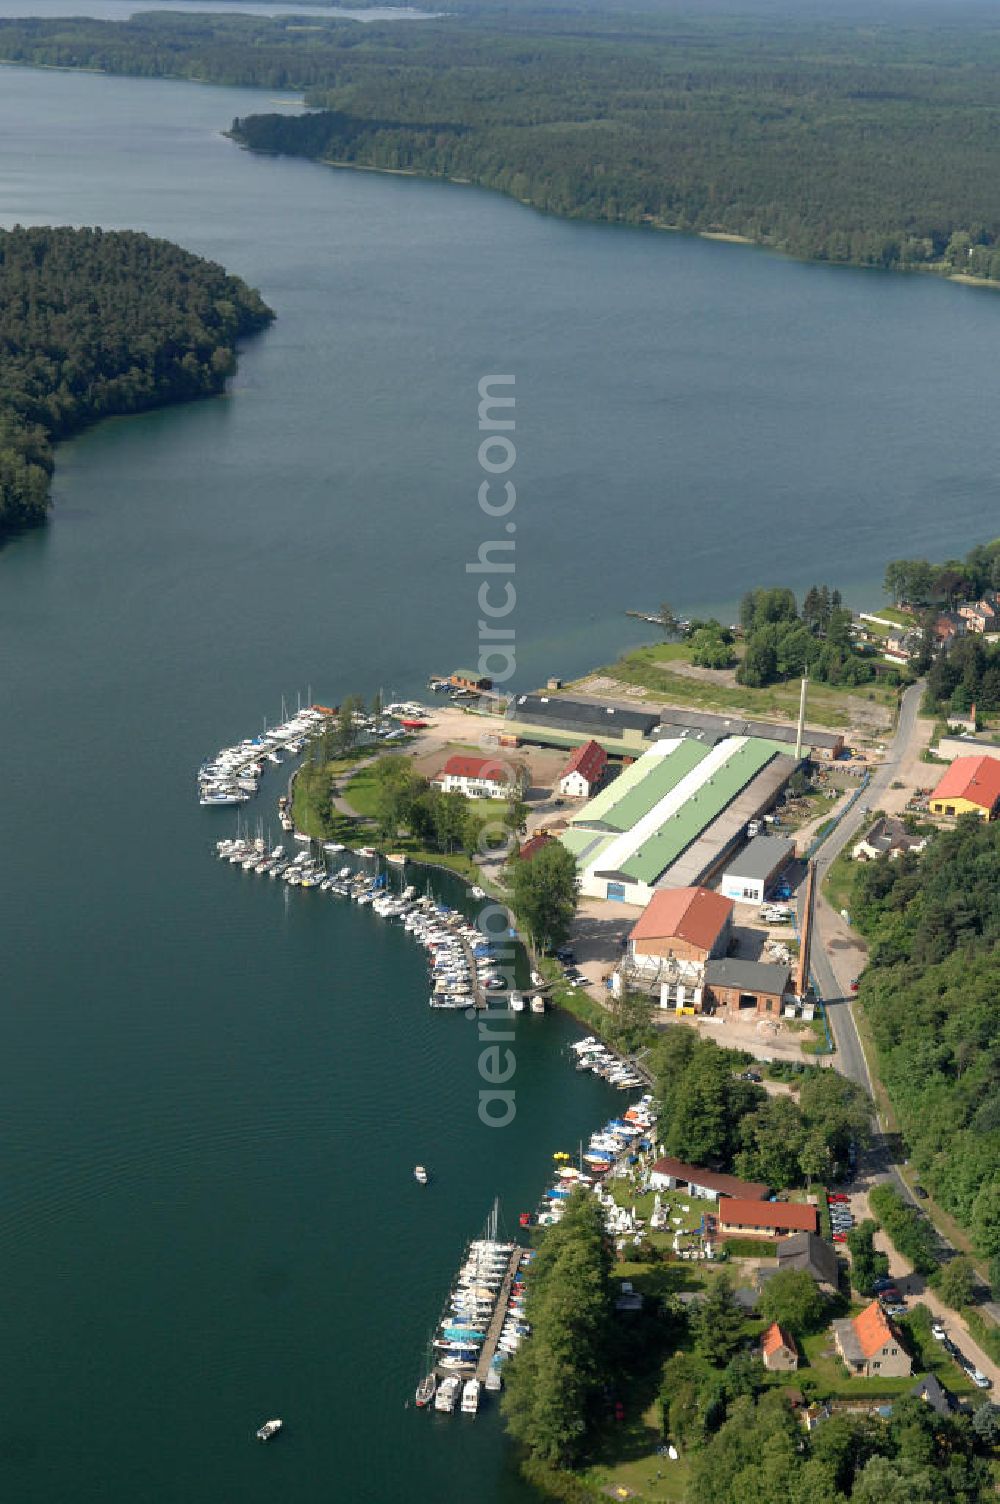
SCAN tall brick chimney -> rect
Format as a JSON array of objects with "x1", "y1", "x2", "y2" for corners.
[{"x1": 796, "y1": 859, "x2": 816, "y2": 998}]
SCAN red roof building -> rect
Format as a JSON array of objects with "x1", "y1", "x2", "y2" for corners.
[
  {"x1": 761, "y1": 1322, "x2": 799, "y2": 1372},
  {"x1": 649, "y1": 1157, "x2": 768, "y2": 1200},
  {"x1": 437, "y1": 754, "x2": 509, "y2": 800},
  {"x1": 628, "y1": 886, "x2": 733, "y2": 967},
  {"x1": 716, "y1": 1199, "x2": 818, "y2": 1237},
  {"x1": 833, "y1": 1299, "x2": 911, "y2": 1378},
  {"x1": 558, "y1": 740, "x2": 608, "y2": 797},
  {"x1": 517, "y1": 833, "x2": 553, "y2": 862},
  {"x1": 930, "y1": 755, "x2": 1000, "y2": 819}
]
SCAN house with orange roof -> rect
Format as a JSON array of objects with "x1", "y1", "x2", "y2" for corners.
[
  {"x1": 761, "y1": 1322, "x2": 799, "y2": 1372},
  {"x1": 929, "y1": 755, "x2": 1000, "y2": 821},
  {"x1": 832, "y1": 1300, "x2": 911, "y2": 1378}
]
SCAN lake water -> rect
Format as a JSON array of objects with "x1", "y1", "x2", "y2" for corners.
[{"x1": 2, "y1": 58, "x2": 1000, "y2": 1504}]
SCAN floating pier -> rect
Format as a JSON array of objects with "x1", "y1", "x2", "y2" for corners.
[{"x1": 475, "y1": 1248, "x2": 523, "y2": 1382}]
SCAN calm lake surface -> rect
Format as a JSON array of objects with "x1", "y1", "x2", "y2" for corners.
[{"x1": 2, "y1": 59, "x2": 1000, "y2": 1504}]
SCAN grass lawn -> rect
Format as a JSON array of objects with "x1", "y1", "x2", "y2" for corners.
[
  {"x1": 588, "y1": 642, "x2": 898, "y2": 730},
  {"x1": 723, "y1": 1237, "x2": 776, "y2": 1259},
  {"x1": 538, "y1": 956, "x2": 610, "y2": 1032},
  {"x1": 822, "y1": 850, "x2": 859, "y2": 917},
  {"x1": 796, "y1": 1330, "x2": 919, "y2": 1399},
  {"x1": 584, "y1": 1431, "x2": 691, "y2": 1504},
  {"x1": 610, "y1": 1185, "x2": 707, "y2": 1237},
  {"x1": 869, "y1": 606, "x2": 919, "y2": 628}
]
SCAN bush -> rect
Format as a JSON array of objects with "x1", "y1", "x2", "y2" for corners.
[{"x1": 868, "y1": 1185, "x2": 937, "y2": 1276}]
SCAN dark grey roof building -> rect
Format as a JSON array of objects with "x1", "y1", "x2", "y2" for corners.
[
  {"x1": 704, "y1": 957, "x2": 791, "y2": 997},
  {"x1": 775, "y1": 1231, "x2": 840, "y2": 1291}
]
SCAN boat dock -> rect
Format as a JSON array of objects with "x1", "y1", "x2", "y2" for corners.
[
  {"x1": 474, "y1": 1247, "x2": 522, "y2": 1382},
  {"x1": 457, "y1": 929, "x2": 488, "y2": 1010}
]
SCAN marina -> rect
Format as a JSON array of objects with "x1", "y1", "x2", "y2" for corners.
[
  {"x1": 197, "y1": 703, "x2": 332, "y2": 806},
  {"x1": 418, "y1": 1203, "x2": 534, "y2": 1415},
  {"x1": 211, "y1": 835, "x2": 524, "y2": 1012}
]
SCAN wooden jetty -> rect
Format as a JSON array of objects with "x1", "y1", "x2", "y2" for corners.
[{"x1": 475, "y1": 1247, "x2": 523, "y2": 1382}]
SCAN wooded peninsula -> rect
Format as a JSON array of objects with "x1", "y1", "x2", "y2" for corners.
[
  {"x1": 0, "y1": 225, "x2": 272, "y2": 538},
  {"x1": 3, "y1": 3, "x2": 1000, "y2": 281}
]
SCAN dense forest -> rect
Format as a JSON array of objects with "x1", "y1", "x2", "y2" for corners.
[
  {"x1": 4, "y1": 5, "x2": 1000, "y2": 277},
  {"x1": 735, "y1": 584, "x2": 900, "y2": 689},
  {"x1": 853, "y1": 817, "x2": 1000, "y2": 1291},
  {"x1": 0, "y1": 226, "x2": 272, "y2": 537}
]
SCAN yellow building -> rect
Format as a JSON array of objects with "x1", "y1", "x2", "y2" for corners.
[{"x1": 929, "y1": 755, "x2": 1000, "y2": 820}]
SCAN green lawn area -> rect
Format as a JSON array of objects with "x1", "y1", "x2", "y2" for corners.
[
  {"x1": 822, "y1": 850, "x2": 859, "y2": 917},
  {"x1": 870, "y1": 606, "x2": 919, "y2": 629},
  {"x1": 538, "y1": 956, "x2": 610, "y2": 1032},
  {"x1": 589, "y1": 642, "x2": 898, "y2": 731},
  {"x1": 609, "y1": 1184, "x2": 707, "y2": 1238},
  {"x1": 723, "y1": 1237, "x2": 777, "y2": 1259}
]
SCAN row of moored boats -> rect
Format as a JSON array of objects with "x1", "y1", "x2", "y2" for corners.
[
  {"x1": 214, "y1": 842, "x2": 545, "y2": 1014},
  {"x1": 416, "y1": 1240, "x2": 536, "y2": 1414},
  {"x1": 570, "y1": 1034, "x2": 646, "y2": 1090},
  {"x1": 535, "y1": 1097, "x2": 658, "y2": 1229},
  {"x1": 198, "y1": 707, "x2": 329, "y2": 806}
]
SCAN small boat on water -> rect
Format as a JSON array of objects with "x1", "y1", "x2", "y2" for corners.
[
  {"x1": 255, "y1": 1419, "x2": 282, "y2": 1442},
  {"x1": 509, "y1": 992, "x2": 525, "y2": 1012},
  {"x1": 415, "y1": 1373, "x2": 437, "y2": 1408},
  {"x1": 530, "y1": 995, "x2": 546, "y2": 1013},
  {"x1": 414, "y1": 1165, "x2": 429, "y2": 1184},
  {"x1": 470, "y1": 885, "x2": 486, "y2": 899},
  {"x1": 461, "y1": 1379, "x2": 481, "y2": 1414},
  {"x1": 386, "y1": 852, "x2": 408, "y2": 866}
]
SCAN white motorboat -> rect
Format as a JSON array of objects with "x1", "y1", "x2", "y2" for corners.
[
  {"x1": 509, "y1": 992, "x2": 525, "y2": 1012},
  {"x1": 530, "y1": 995, "x2": 546, "y2": 1013},
  {"x1": 461, "y1": 1379, "x2": 481, "y2": 1414},
  {"x1": 255, "y1": 1418, "x2": 282, "y2": 1442},
  {"x1": 414, "y1": 1165, "x2": 429, "y2": 1184},
  {"x1": 434, "y1": 1376, "x2": 461, "y2": 1411}
]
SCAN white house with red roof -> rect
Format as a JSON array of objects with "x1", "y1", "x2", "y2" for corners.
[
  {"x1": 558, "y1": 740, "x2": 608, "y2": 798},
  {"x1": 436, "y1": 754, "x2": 509, "y2": 800}
]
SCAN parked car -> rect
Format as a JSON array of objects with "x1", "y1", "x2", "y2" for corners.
[
  {"x1": 931, "y1": 1323, "x2": 947, "y2": 1342},
  {"x1": 828, "y1": 1193, "x2": 850, "y2": 1203},
  {"x1": 739, "y1": 1071, "x2": 762, "y2": 1082},
  {"x1": 913, "y1": 1185, "x2": 929, "y2": 1200},
  {"x1": 971, "y1": 1370, "x2": 992, "y2": 1390},
  {"x1": 832, "y1": 1232, "x2": 848, "y2": 1243},
  {"x1": 849, "y1": 977, "x2": 860, "y2": 993},
  {"x1": 884, "y1": 1303, "x2": 908, "y2": 1317},
  {"x1": 872, "y1": 1276, "x2": 895, "y2": 1291}
]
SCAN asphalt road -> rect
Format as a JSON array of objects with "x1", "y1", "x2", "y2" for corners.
[
  {"x1": 805, "y1": 679, "x2": 924, "y2": 1094},
  {"x1": 804, "y1": 682, "x2": 1000, "y2": 1322}
]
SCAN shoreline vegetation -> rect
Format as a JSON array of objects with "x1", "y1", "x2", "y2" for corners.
[
  {"x1": 0, "y1": 225, "x2": 272, "y2": 539},
  {"x1": 2, "y1": 6, "x2": 1000, "y2": 286}
]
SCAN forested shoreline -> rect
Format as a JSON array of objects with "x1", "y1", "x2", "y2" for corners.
[
  {"x1": 4, "y1": 4, "x2": 1000, "y2": 281},
  {"x1": 0, "y1": 226, "x2": 272, "y2": 538},
  {"x1": 853, "y1": 820, "x2": 1000, "y2": 1288}
]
